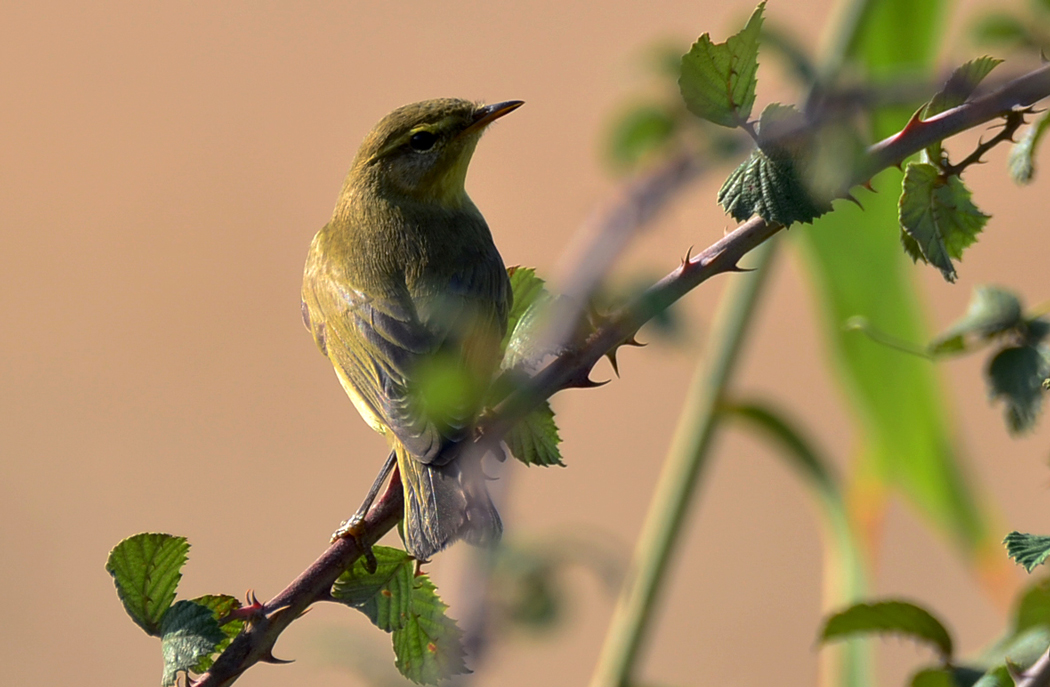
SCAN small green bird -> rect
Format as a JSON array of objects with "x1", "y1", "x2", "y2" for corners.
[{"x1": 301, "y1": 98, "x2": 521, "y2": 560}]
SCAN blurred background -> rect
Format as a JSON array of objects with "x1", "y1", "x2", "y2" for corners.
[{"x1": 3, "y1": 1, "x2": 1050, "y2": 685}]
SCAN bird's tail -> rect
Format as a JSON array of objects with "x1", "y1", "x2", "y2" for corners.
[{"x1": 395, "y1": 441, "x2": 502, "y2": 560}]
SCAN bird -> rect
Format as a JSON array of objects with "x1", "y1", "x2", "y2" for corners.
[{"x1": 301, "y1": 98, "x2": 521, "y2": 561}]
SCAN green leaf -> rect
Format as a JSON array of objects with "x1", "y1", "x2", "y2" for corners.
[
  {"x1": 987, "y1": 345, "x2": 1050, "y2": 433},
  {"x1": 1006, "y1": 532, "x2": 1050, "y2": 572},
  {"x1": 1014, "y1": 577, "x2": 1050, "y2": 632},
  {"x1": 911, "y1": 668, "x2": 956, "y2": 687},
  {"x1": 1009, "y1": 111, "x2": 1050, "y2": 185},
  {"x1": 160, "y1": 600, "x2": 225, "y2": 686},
  {"x1": 971, "y1": 14, "x2": 1032, "y2": 48},
  {"x1": 505, "y1": 267, "x2": 547, "y2": 339},
  {"x1": 105, "y1": 533, "x2": 189, "y2": 636},
  {"x1": 972, "y1": 665, "x2": 1013, "y2": 687},
  {"x1": 188, "y1": 595, "x2": 244, "y2": 673},
  {"x1": 607, "y1": 104, "x2": 677, "y2": 169},
  {"x1": 898, "y1": 162, "x2": 989, "y2": 282},
  {"x1": 332, "y1": 545, "x2": 415, "y2": 631},
  {"x1": 924, "y1": 57, "x2": 1002, "y2": 163},
  {"x1": 333, "y1": 547, "x2": 469, "y2": 684},
  {"x1": 679, "y1": 2, "x2": 764, "y2": 128},
  {"x1": 391, "y1": 574, "x2": 469, "y2": 685},
  {"x1": 718, "y1": 105, "x2": 835, "y2": 226},
  {"x1": 929, "y1": 285, "x2": 1024, "y2": 356},
  {"x1": 504, "y1": 400, "x2": 563, "y2": 467},
  {"x1": 820, "y1": 600, "x2": 953, "y2": 660}
]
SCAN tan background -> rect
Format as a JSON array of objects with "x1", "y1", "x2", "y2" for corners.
[{"x1": 3, "y1": 1, "x2": 1049, "y2": 686}]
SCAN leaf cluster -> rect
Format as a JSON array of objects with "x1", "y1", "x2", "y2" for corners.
[
  {"x1": 105, "y1": 534, "x2": 245, "y2": 686},
  {"x1": 821, "y1": 589, "x2": 1050, "y2": 687},
  {"x1": 931, "y1": 285, "x2": 1050, "y2": 433}
]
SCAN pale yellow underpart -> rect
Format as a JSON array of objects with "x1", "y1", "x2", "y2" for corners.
[{"x1": 333, "y1": 360, "x2": 388, "y2": 437}]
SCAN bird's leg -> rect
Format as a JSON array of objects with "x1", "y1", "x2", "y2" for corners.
[{"x1": 332, "y1": 449, "x2": 397, "y2": 573}]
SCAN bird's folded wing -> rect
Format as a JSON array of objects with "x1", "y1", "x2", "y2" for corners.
[{"x1": 304, "y1": 276, "x2": 446, "y2": 461}]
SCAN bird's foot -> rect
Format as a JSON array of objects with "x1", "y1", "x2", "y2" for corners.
[{"x1": 332, "y1": 516, "x2": 378, "y2": 573}]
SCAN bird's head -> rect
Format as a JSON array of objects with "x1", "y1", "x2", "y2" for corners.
[{"x1": 347, "y1": 98, "x2": 523, "y2": 208}]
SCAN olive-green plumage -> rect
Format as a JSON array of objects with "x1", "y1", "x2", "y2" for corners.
[{"x1": 301, "y1": 98, "x2": 520, "y2": 560}]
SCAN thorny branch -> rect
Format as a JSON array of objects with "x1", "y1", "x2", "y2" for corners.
[{"x1": 192, "y1": 62, "x2": 1050, "y2": 687}]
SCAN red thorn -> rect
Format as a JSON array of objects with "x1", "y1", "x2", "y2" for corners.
[
  {"x1": 680, "y1": 245, "x2": 694, "y2": 269},
  {"x1": 862, "y1": 180, "x2": 876, "y2": 192},
  {"x1": 896, "y1": 106, "x2": 926, "y2": 139},
  {"x1": 844, "y1": 192, "x2": 863, "y2": 209}
]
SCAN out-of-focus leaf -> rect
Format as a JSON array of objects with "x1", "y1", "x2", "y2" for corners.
[
  {"x1": 1009, "y1": 111, "x2": 1050, "y2": 185},
  {"x1": 160, "y1": 600, "x2": 225, "y2": 687},
  {"x1": 607, "y1": 105, "x2": 677, "y2": 169},
  {"x1": 971, "y1": 14, "x2": 1033, "y2": 48},
  {"x1": 929, "y1": 285, "x2": 1024, "y2": 356},
  {"x1": 680, "y1": 2, "x2": 764, "y2": 127},
  {"x1": 898, "y1": 162, "x2": 988, "y2": 283},
  {"x1": 1006, "y1": 532, "x2": 1050, "y2": 572},
  {"x1": 1014, "y1": 576, "x2": 1050, "y2": 631},
  {"x1": 911, "y1": 668, "x2": 956, "y2": 687},
  {"x1": 987, "y1": 345, "x2": 1050, "y2": 433},
  {"x1": 106, "y1": 533, "x2": 188, "y2": 636},
  {"x1": 820, "y1": 600, "x2": 953, "y2": 660}
]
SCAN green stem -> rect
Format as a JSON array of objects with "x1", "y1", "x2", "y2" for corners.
[{"x1": 588, "y1": 240, "x2": 777, "y2": 687}]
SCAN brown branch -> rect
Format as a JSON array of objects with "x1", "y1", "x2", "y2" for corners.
[{"x1": 190, "y1": 62, "x2": 1050, "y2": 687}]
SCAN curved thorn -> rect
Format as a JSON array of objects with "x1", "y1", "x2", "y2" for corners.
[{"x1": 260, "y1": 651, "x2": 295, "y2": 665}]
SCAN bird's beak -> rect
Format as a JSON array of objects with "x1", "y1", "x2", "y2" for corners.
[{"x1": 465, "y1": 100, "x2": 524, "y2": 134}]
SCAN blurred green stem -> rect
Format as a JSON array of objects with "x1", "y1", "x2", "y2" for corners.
[{"x1": 588, "y1": 240, "x2": 776, "y2": 687}]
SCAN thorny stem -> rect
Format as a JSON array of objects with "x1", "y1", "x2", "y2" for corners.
[
  {"x1": 942, "y1": 110, "x2": 1027, "y2": 176},
  {"x1": 190, "y1": 63, "x2": 1050, "y2": 687}
]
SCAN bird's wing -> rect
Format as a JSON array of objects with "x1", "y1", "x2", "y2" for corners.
[{"x1": 304, "y1": 268, "x2": 448, "y2": 462}]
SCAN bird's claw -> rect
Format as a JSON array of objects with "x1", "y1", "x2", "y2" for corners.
[{"x1": 332, "y1": 516, "x2": 378, "y2": 573}]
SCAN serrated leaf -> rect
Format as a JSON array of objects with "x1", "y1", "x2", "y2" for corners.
[
  {"x1": 105, "y1": 533, "x2": 189, "y2": 636},
  {"x1": 504, "y1": 400, "x2": 563, "y2": 467},
  {"x1": 898, "y1": 162, "x2": 989, "y2": 282},
  {"x1": 1006, "y1": 532, "x2": 1050, "y2": 572},
  {"x1": 924, "y1": 57, "x2": 1002, "y2": 163},
  {"x1": 679, "y1": 2, "x2": 764, "y2": 128},
  {"x1": 504, "y1": 267, "x2": 548, "y2": 341},
  {"x1": 391, "y1": 573, "x2": 469, "y2": 685},
  {"x1": 987, "y1": 345, "x2": 1050, "y2": 433},
  {"x1": 188, "y1": 595, "x2": 244, "y2": 673},
  {"x1": 820, "y1": 600, "x2": 953, "y2": 660},
  {"x1": 1009, "y1": 111, "x2": 1050, "y2": 185},
  {"x1": 929, "y1": 285, "x2": 1024, "y2": 356},
  {"x1": 332, "y1": 545, "x2": 415, "y2": 631},
  {"x1": 718, "y1": 145, "x2": 833, "y2": 226},
  {"x1": 159, "y1": 599, "x2": 225, "y2": 687},
  {"x1": 607, "y1": 104, "x2": 677, "y2": 169}
]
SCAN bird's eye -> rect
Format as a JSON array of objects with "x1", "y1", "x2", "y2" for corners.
[{"x1": 409, "y1": 131, "x2": 438, "y2": 152}]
